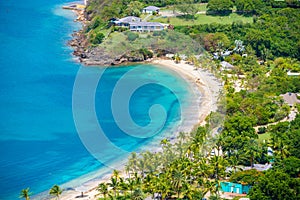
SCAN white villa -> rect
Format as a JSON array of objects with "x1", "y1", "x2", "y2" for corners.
[
  {"x1": 113, "y1": 16, "x2": 165, "y2": 32},
  {"x1": 143, "y1": 6, "x2": 160, "y2": 14},
  {"x1": 129, "y1": 22, "x2": 164, "y2": 32}
]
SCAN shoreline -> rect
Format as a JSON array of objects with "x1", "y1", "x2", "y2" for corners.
[
  {"x1": 55, "y1": 59, "x2": 222, "y2": 200},
  {"x1": 46, "y1": 4, "x2": 222, "y2": 199}
]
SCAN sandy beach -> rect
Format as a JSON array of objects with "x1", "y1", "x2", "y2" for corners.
[
  {"x1": 54, "y1": 59, "x2": 222, "y2": 200},
  {"x1": 152, "y1": 59, "x2": 221, "y2": 126}
]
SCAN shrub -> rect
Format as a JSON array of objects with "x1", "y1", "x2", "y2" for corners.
[
  {"x1": 92, "y1": 17, "x2": 101, "y2": 29},
  {"x1": 126, "y1": 32, "x2": 139, "y2": 41},
  {"x1": 153, "y1": 31, "x2": 167, "y2": 37},
  {"x1": 258, "y1": 127, "x2": 266, "y2": 134},
  {"x1": 113, "y1": 26, "x2": 128, "y2": 32},
  {"x1": 139, "y1": 48, "x2": 153, "y2": 59},
  {"x1": 90, "y1": 32, "x2": 105, "y2": 44},
  {"x1": 230, "y1": 169, "x2": 263, "y2": 185}
]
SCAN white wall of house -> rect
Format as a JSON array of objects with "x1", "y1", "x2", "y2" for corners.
[
  {"x1": 129, "y1": 25, "x2": 163, "y2": 32},
  {"x1": 143, "y1": 9, "x2": 152, "y2": 14}
]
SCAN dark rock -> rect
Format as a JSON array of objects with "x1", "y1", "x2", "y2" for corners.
[{"x1": 80, "y1": 53, "x2": 87, "y2": 58}]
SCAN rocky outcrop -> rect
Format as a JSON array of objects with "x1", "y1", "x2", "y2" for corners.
[
  {"x1": 69, "y1": 31, "x2": 88, "y2": 59},
  {"x1": 69, "y1": 32, "x2": 154, "y2": 66},
  {"x1": 82, "y1": 47, "x2": 119, "y2": 65},
  {"x1": 67, "y1": 8, "x2": 156, "y2": 66},
  {"x1": 81, "y1": 49, "x2": 151, "y2": 66}
]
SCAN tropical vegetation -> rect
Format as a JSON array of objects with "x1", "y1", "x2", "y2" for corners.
[
  {"x1": 49, "y1": 185, "x2": 63, "y2": 199},
  {"x1": 19, "y1": 188, "x2": 31, "y2": 200},
  {"x1": 20, "y1": 0, "x2": 300, "y2": 199}
]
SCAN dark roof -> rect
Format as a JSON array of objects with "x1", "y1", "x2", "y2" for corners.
[
  {"x1": 143, "y1": 6, "x2": 160, "y2": 11},
  {"x1": 281, "y1": 92, "x2": 300, "y2": 106}
]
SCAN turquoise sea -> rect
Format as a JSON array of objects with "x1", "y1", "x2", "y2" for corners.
[{"x1": 0, "y1": 0, "x2": 197, "y2": 199}]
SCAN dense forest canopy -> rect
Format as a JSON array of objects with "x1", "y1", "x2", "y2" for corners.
[{"x1": 175, "y1": 7, "x2": 300, "y2": 60}]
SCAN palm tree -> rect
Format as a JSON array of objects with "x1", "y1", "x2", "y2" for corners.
[
  {"x1": 229, "y1": 154, "x2": 243, "y2": 173},
  {"x1": 191, "y1": 189, "x2": 205, "y2": 200},
  {"x1": 186, "y1": 55, "x2": 197, "y2": 65},
  {"x1": 97, "y1": 183, "x2": 108, "y2": 199},
  {"x1": 126, "y1": 178, "x2": 136, "y2": 195},
  {"x1": 137, "y1": 159, "x2": 146, "y2": 177},
  {"x1": 133, "y1": 172, "x2": 142, "y2": 188},
  {"x1": 119, "y1": 177, "x2": 129, "y2": 197},
  {"x1": 278, "y1": 143, "x2": 290, "y2": 160},
  {"x1": 181, "y1": 182, "x2": 194, "y2": 199},
  {"x1": 175, "y1": 140, "x2": 186, "y2": 158},
  {"x1": 143, "y1": 174, "x2": 156, "y2": 198},
  {"x1": 204, "y1": 179, "x2": 218, "y2": 197},
  {"x1": 174, "y1": 54, "x2": 181, "y2": 64},
  {"x1": 270, "y1": 135, "x2": 290, "y2": 160},
  {"x1": 160, "y1": 138, "x2": 169, "y2": 147},
  {"x1": 178, "y1": 131, "x2": 187, "y2": 142},
  {"x1": 108, "y1": 177, "x2": 119, "y2": 198},
  {"x1": 125, "y1": 164, "x2": 132, "y2": 179},
  {"x1": 194, "y1": 59, "x2": 200, "y2": 69},
  {"x1": 156, "y1": 176, "x2": 171, "y2": 200},
  {"x1": 112, "y1": 169, "x2": 120, "y2": 180},
  {"x1": 172, "y1": 169, "x2": 185, "y2": 198},
  {"x1": 131, "y1": 188, "x2": 144, "y2": 200},
  {"x1": 145, "y1": 156, "x2": 159, "y2": 175},
  {"x1": 128, "y1": 152, "x2": 138, "y2": 174},
  {"x1": 190, "y1": 133, "x2": 206, "y2": 158},
  {"x1": 194, "y1": 158, "x2": 211, "y2": 179},
  {"x1": 244, "y1": 139, "x2": 260, "y2": 167},
  {"x1": 209, "y1": 156, "x2": 227, "y2": 181},
  {"x1": 19, "y1": 188, "x2": 31, "y2": 200},
  {"x1": 49, "y1": 185, "x2": 62, "y2": 200}
]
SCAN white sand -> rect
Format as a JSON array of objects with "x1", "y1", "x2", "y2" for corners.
[
  {"x1": 152, "y1": 59, "x2": 221, "y2": 126},
  {"x1": 54, "y1": 59, "x2": 222, "y2": 200}
]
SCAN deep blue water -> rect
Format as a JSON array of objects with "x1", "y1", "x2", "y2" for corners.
[{"x1": 0, "y1": 0, "x2": 192, "y2": 199}]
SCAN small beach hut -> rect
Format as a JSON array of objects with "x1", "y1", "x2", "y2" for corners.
[{"x1": 220, "y1": 182, "x2": 251, "y2": 194}]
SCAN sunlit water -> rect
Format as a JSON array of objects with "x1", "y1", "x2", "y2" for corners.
[{"x1": 0, "y1": 0, "x2": 199, "y2": 199}]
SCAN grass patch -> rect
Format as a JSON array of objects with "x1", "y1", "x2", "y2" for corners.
[
  {"x1": 140, "y1": 13, "x2": 150, "y2": 20},
  {"x1": 97, "y1": 30, "x2": 203, "y2": 56},
  {"x1": 257, "y1": 132, "x2": 271, "y2": 143},
  {"x1": 161, "y1": 3, "x2": 208, "y2": 12},
  {"x1": 90, "y1": 24, "x2": 111, "y2": 37},
  {"x1": 197, "y1": 3, "x2": 208, "y2": 12},
  {"x1": 100, "y1": 32, "x2": 129, "y2": 55},
  {"x1": 150, "y1": 13, "x2": 253, "y2": 26}
]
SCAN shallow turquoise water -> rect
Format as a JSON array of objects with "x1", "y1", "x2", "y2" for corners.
[{"x1": 0, "y1": 0, "x2": 194, "y2": 199}]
